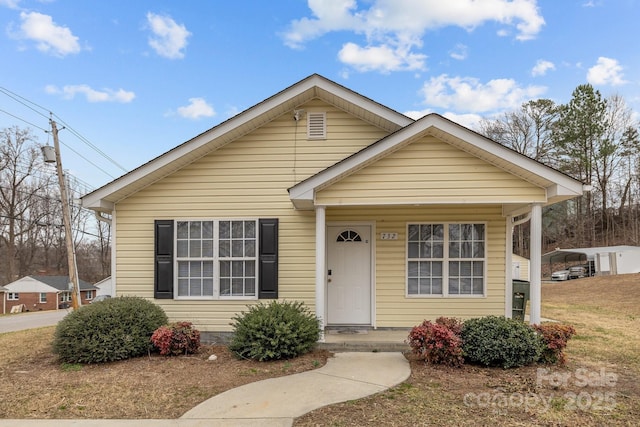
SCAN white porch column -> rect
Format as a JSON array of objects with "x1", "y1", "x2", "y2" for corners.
[
  {"x1": 315, "y1": 206, "x2": 326, "y2": 336},
  {"x1": 505, "y1": 215, "x2": 514, "y2": 318},
  {"x1": 529, "y1": 204, "x2": 542, "y2": 325}
]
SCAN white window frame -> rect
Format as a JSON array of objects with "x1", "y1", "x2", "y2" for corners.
[
  {"x1": 174, "y1": 218, "x2": 259, "y2": 301},
  {"x1": 39, "y1": 293, "x2": 47, "y2": 303},
  {"x1": 60, "y1": 292, "x2": 71, "y2": 302},
  {"x1": 86, "y1": 290, "x2": 94, "y2": 300},
  {"x1": 406, "y1": 222, "x2": 487, "y2": 298},
  {"x1": 8, "y1": 292, "x2": 19, "y2": 301}
]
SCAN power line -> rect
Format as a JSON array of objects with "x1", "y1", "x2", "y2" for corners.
[
  {"x1": 53, "y1": 116, "x2": 128, "y2": 172},
  {"x1": 0, "y1": 86, "x2": 128, "y2": 177},
  {"x1": 0, "y1": 108, "x2": 49, "y2": 133},
  {"x1": 0, "y1": 214, "x2": 107, "y2": 239},
  {"x1": 0, "y1": 86, "x2": 51, "y2": 120}
]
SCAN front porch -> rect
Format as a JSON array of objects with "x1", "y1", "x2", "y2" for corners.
[{"x1": 318, "y1": 328, "x2": 411, "y2": 352}]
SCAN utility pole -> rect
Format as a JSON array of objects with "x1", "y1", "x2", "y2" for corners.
[{"x1": 48, "y1": 120, "x2": 81, "y2": 309}]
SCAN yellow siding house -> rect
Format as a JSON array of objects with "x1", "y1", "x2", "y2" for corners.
[{"x1": 81, "y1": 75, "x2": 585, "y2": 337}]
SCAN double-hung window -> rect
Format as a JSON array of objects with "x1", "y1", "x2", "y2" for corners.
[
  {"x1": 176, "y1": 219, "x2": 257, "y2": 299},
  {"x1": 39, "y1": 293, "x2": 47, "y2": 303},
  {"x1": 8, "y1": 292, "x2": 18, "y2": 301},
  {"x1": 407, "y1": 223, "x2": 486, "y2": 297}
]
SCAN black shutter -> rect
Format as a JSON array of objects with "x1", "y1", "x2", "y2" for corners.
[
  {"x1": 154, "y1": 220, "x2": 174, "y2": 299},
  {"x1": 258, "y1": 218, "x2": 278, "y2": 299}
]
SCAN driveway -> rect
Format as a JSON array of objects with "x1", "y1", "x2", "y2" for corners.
[{"x1": 0, "y1": 310, "x2": 69, "y2": 333}]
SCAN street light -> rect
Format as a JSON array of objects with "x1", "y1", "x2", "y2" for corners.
[{"x1": 42, "y1": 120, "x2": 81, "y2": 310}]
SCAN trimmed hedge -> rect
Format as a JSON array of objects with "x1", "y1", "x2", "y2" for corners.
[
  {"x1": 461, "y1": 316, "x2": 544, "y2": 368},
  {"x1": 229, "y1": 300, "x2": 320, "y2": 361},
  {"x1": 53, "y1": 296, "x2": 168, "y2": 364}
]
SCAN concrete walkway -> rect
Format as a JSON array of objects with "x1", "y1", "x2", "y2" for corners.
[{"x1": 0, "y1": 352, "x2": 411, "y2": 427}]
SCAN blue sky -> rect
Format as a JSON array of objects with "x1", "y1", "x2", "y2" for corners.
[{"x1": 1, "y1": 0, "x2": 638, "y2": 191}]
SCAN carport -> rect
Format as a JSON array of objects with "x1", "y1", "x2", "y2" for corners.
[
  {"x1": 542, "y1": 249, "x2": 588, "y2": 268},
  {"x1": 542, "y1": 246, "x2": 640, "y2": 276}
]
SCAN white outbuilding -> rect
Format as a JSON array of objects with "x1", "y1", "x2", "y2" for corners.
[{"x1": 542, "y1": 245, "x2": 640, "y2": 276}]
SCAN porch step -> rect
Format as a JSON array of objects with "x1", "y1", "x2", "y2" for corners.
[
  {"x1": 317, "y1": 341, "x2": 410, "y2": 352},
  {"x1": 318, "y1": 328, "x2": 411, "y2": 352}
]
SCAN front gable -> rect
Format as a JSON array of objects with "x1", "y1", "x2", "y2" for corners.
[
  {"x1": 316, "y1": 134, "x2": 547, "y2": 206},
  {"x1": 82, "y1": 74, "x2": 412, "y2": 212},
  {"x1": 290, "y1": 113, "x2": 585, "y2": 212},
  {"x1": 117, "y1": 98, "x2": 394, "y2": 214}
]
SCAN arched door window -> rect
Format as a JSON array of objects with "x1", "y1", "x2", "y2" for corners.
[{"x1": 336, "y1": 229, "x2": 362, "y2": 242}]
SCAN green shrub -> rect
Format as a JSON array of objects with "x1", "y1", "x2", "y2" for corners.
[
  {"x1": 53, "y1": 296, "x2": 168, "y2": 364},
  {"x1": 534, "y1": 323, "x2": 577, "y2": 365},
  {"x1": 408, "y1": 317, "x2": 464, "y2": 367},
  {"x1": 229, "y1": 300, "x2": 320, "y2": 361},
  {"x1": 461, "y1": 316, "x2": 544, "y2": 368},
  {"x1": 151, "y1": 321, "x2": 201, "y2": 356}
]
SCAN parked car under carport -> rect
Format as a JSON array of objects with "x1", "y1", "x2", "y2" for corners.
[{"x1": 551, "y1": 269, "x2": 570, "y2": 281}]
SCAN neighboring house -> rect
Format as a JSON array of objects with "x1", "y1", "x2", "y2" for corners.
[
  {"x1": 512, "y1": 254, "x2": 530, "y2": 281},
  {"x1": 542, "y1": 246, "x2": 640, "y2": 276},
  {"x1": 81, "y1": 74, "x2": 585, "y2": 338},
  {"x1": 0, "y1": 286, "x2": 6, "y2": 315},
  {"x1": 94, "y1": 276, "x2": 113, "y2": 297},
  {"x1": 3, "y1": 276, "x2": 97, "y2": 312}
]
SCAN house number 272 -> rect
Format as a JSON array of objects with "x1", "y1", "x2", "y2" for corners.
[{"x1": 380, "y1": 233, "x2": 398, "y2": 240}]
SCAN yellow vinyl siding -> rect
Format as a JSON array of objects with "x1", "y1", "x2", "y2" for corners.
[
  {"x1": 316, "y1": 136, "x2": 547, "y2": 205},
  {"x1": 114, "y1": 101, "x2": 389, "y2": 331},
  {"x1": 512, "y1": 254, "x2": 530, "y2": 281},
  {"x1": 327, "y1": 205, "x2": 507, "y2": 327}
]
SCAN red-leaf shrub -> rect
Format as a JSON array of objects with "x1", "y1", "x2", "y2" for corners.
[
  {"x1": 534, "y1": 323, "x2": 576, "y2": 365},
  {"x1": 435, "y1": 316, "x2": 463, "y2": 336},
  {"x1": 151, "y1": 322, "x2": 201, "y2": 356},
  {"x1": 408, "y1": 317, "x2": 464, "y2": 367}
]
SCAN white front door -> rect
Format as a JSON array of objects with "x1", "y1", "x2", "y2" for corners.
[{"x1": 327, "y1": 225, "x2": 372, "y2": 325}]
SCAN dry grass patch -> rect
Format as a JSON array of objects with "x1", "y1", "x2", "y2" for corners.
[{"x1": 0, "y1": 327, "x2": 329, "y2": 419}]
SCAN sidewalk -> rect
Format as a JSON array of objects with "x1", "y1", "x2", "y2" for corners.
[{"x1": 0, "y1": 352, "x2": 411, "y2": 427}]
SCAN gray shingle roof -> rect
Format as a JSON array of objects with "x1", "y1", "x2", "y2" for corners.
[{"x1": 30, "y1": 275, "x2": 97, "y2": 291}]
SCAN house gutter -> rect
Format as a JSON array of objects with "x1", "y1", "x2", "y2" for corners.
[{"x1": 94, "y1": 211, "x2": 112, "y2": 225}]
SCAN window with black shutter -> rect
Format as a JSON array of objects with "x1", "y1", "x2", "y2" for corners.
[{"x1": 153, "y1": 218, "x2": 278, "y2": 300}]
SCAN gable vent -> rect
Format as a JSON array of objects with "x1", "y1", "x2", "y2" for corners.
[{"x1": 307, "y1": 112, "x2": 326, "y2": 140}]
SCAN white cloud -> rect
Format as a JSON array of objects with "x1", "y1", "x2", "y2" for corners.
[
  {"x1": 17, "y1": 11, "x2": 81, "y2": 56},
  {"x1": 146, "y1": 12, "x2": 191, "y2": 59},
  {"x1": 449, "y1": 44, "x2": 468, "y2": 61},
  {"x1": 587, "y1": 57, "x2": 626, "y2": 86},
  {"x1": 0, "y1": 0, "x2": 21, "y2": 9},
  {"x1": 45, "y1": 84, "x2": 135, "y2": 103},
  {"x1": 442, "y1": 112, "x2": 484, "y2": 129},
  {"x1": 404, "y1": 108, "x2": 432, "y2": 120},
  {"x1": 338, "y1": 42, "x2": 426, "y2": 73},
  {"x1": 176, "y1": 98, "x2": 215, "y2": 120},
  {"x1": 419, "y1": 74, "x2": 546, "y2": 113},
  {"x1": 283, "y1": 0, "x2": 544, "y2": 72},
  {"x1": 282, "y1": 0, "x2": 362, "y2": 49},
  {"x1": 531, "y1": 59, "x2": 555, "y2": 76},
  {"x1": 404, "y1": 108, "x2": 482, "y2": 129}
]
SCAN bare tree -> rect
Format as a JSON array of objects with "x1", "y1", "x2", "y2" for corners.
[
  {"x1": 478, "y1": 99, "x2": 559, "y2": 166},
  {"x1": 0, "y1": 126, "x2": 54, "y2": 284}
]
